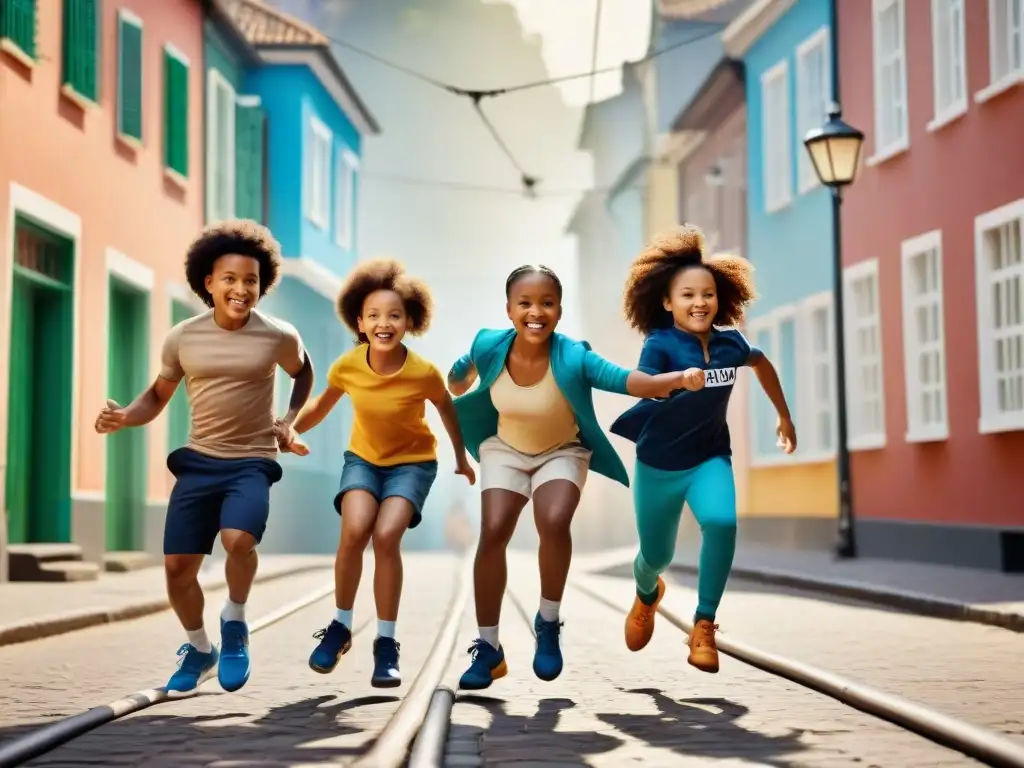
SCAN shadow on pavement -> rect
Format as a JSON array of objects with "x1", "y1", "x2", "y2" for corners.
[{"x1": 0, "y1": 692, "x2": 398, "y2": 766}]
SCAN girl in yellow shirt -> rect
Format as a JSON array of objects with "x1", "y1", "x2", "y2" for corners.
[{"x1": 287, "y1": 259, "x2": 475, "y2": 688}]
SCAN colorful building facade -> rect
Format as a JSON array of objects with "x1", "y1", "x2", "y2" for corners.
[
  {"x1": 0, "y1": 0, "x2": 206, "y2": 577},
  {"x1": 723, "y1": 0, "x2": 839, "y2": 548},
  {"x1": 837, "y1": 0, "x2": 1024, "y2": 570}
]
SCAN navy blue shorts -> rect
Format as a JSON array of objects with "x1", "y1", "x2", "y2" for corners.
[
  {"x1": 333, "y1": 451, "x2": 437, "y2": 529},
  {"x1": 164, "y1": 447, "x2": 283, "y2": 555}
]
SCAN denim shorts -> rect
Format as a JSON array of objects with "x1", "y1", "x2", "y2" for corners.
[{"x1": 333, "y1": 451, "x2": 438, "y2": 529}]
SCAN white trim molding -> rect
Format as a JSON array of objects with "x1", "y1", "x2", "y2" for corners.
[
  {"x1": 760, "y1": 60, "x2": 792, "y2": 214},
  {"x1": 899, "y1": 229, "x2": 949, "y2": 442},
  {"x1": 868, "y1": 0, "x2": 910, "y2": 166},
  {"x1": 165, "y1": 280, "x2": 208, "y2": 314},
  {"x1": 106, "y1": 248, "x2": 155, "y2": 292},
  {"x1": 280, "y1": 256, "x2": 343, "y2": 300},
  {"x1": 843, "y1": 258, "x2": 887, "y2": 450},
  {"x1": 974, "y1": 197, "x2": 1024, "y2": 434},
  {"x1": 722, "y1": 0, "x2": 798, "y2": 58}
]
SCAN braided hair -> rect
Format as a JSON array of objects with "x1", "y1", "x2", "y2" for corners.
[{"x1": 504, "y1": 264, "x2": 563, "y2": 299}]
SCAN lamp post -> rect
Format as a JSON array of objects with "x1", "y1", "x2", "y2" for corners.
[{"x1": 803, "y1": 102, "x2": 865, "y2": 560}]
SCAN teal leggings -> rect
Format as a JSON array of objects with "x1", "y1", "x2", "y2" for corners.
[{"x1": 632, "y1": 456, "x2": 737, "y2": 620}]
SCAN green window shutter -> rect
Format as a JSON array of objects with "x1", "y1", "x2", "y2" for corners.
[
  {"x1": 62, "y1": 0, "x2": 98, "y2": 101},
  {"x1": 163, "y1": 49, "x2": 189, "y2": 176},
  {"x1": 235, "y1": 99, "x2": 265, "y2": 222},
  {"x1": 117, "y1": 13, "x2": 143, "y2": 141},
  {"x1": 0, "y1": 0, "x2": 37, "y2": 59}
]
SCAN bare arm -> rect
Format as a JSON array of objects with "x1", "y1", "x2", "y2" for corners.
[
  {"x1": 432, "y1": 391, "x2": 468, "y2": 460},
  {"x1": 117, "y1": 377, "x2": 179, "y2": 427},
  {"x1": 625, "y1": 370, "x2": 687, "y2": 399},
  {"x1": 751, "y1": 355, "x2": 792, "y2": 420},
  {"x1": 280, "y1": 353, "x2": 315, "y2": 425},
  {"x1": 447, "y1": 353, "x2": 477, "y2": 396},
  {"x1": 292, "y1": 386, "x2": 344, "y2": 435}
]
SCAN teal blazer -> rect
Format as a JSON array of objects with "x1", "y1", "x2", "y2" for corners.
[{"x1": 451, "y1": 328, "x2": 633, "y2": 487}]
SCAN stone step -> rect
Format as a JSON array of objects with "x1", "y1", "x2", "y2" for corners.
[
  {"x1": 7, "y1": 543, "x2": 83, "y2": 563},
  {"x1": 103, "y1": 551, "x2": 157, "y2": 573},
  {"x1": 36, "y1": 560, "x2": 100, "y2": 582}
]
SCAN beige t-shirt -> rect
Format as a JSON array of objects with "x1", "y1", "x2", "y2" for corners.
[
  {"x1": 160, "y1": 309, "x2": 305, "y2": 460},
  {"x1": 490, "y1": 365, "x2": 580, "y2": 456}
]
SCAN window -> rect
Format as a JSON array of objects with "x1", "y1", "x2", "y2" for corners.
[
  {"x1": 844, "y1": 259, "x2": 886, "y2": 449},
  {"x1": 117, "y1": 9, "x2": 144, "y2": 143},
  {"x1": 796, "y1": 27, "x2": 830, "y2": 193},
  {"x1": 305, "y1": 114, "x2": 332, "y2": 229},
  {"x1": 235, "y1": 96, "x2": 265, "y2": 222},
  {"x1": 901, "y1": 231, "x2": 948, "y2": 441},
  {"x1": 760, "y1": 61, "x2": 791, "y2": 213},
  {"x1": 872, "y1": 0, "x2": 908, "y2": 157},
  {"x1": 205, "y1": 68, "x2": 235, "y2": 223},
  {"x1": 747, "y1": 307, "x2": 799, "y2": 464},
  {"x1": 975, "y1": 199, "x2": 1024, "y2": 433},
  {"x1": 799, "y1": 292, "x2": 836, "y2": 455},
  {"x1": 62, "y1": 0, "x2": 98, "y2": 102},
  {"x1": 163, "y1": 45, "x2": 189, "y2": 180},
  {"x1": 987, "y1": 0, "x2": 1024, "y2": 87},
  {"x1": 930, "y1": 0, "x2": 967, "y2": 124},
  {"x1": 0, "y1": 0, "x2": 36, "y2": 62},
  {"x1": 335, "y1": 148, "x2": 358, "y2": 248}
]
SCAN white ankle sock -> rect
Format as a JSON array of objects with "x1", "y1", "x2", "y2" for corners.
[
  {"x1": 221, "y1": 599, "x2": 245, "y2": 623},
  {"x1": 186, "y1": 627, "x2": 212, "y2": 653},
  {"x1": 377, "y1": 619, "x2": 397, "y2": 639},
  {"x1": 334, "y1": 608, "x2": 353, "y2": 629},
  {"x1": 538, "y1": 597, "x2": 560, "y2": 623},
  {"x1": 479, "y1": 625, "x2": 499, "y2": 650}
]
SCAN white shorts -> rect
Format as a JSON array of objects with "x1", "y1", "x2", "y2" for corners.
[{"x1": 479, "y1": 436, "x2": 592, "y2": 498}]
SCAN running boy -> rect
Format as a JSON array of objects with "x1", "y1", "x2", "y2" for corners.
[
  {"x1": 94, "y1": 220, "x2": 314, "y2": 695},
  {"x1": 611, "y1": 226, "x2": 796, "y2": 674},
  {"x1": 288, "y1": 259, "x2": 475, "y2": 688},
  {"x1": 447, "y1": 264, "x2": 704, "y2": 691}
]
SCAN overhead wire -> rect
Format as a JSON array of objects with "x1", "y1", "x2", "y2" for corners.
[{"x1": 587, "y1": 0, "x2": 604, "y2": 105}]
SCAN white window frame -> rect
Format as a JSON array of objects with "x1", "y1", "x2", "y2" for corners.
[
  {"x1": 797, "y1": 291, "x2": 837, "y2": 459},
  {"x1": 870, "y1": 0, "x2": 909, "y2": 163},
  {"x1": 747, "y1": 305, "x2": 805, "y2": 467},
  {"x1": 795, "y1": 27, "x2": 831, "y2": 194},
  {"x1": 760, "y1": 60, "x2": 791, "y2": 213},
  {"x1": 844, "y1": 258, "x2": 887, "y2": 450},
  {"x1": 335, "y1": 147, "x2": 359, "y2": 249},
  {"x1": 974, "y1": 198, "x2": 1024, "y2": 433},
  {"x1": 205, "y1": 68, "x2": 236, "y2": 223},
  {"x1": 928, "y1": 0, "x2": 968, "y2": 132},
  {"x1": 305, "y1": 113, "x2": 332, "y2": 230},
  {"x1": 900, "y1": 230, "x2": 949, "y2": 442},
  {"x1": 978, "y1": 0, "x2": 1024, "y2": 101}
]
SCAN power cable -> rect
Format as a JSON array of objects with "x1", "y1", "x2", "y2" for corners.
[
  {"x1": 588, "y1": 0, "x2": 604, "y2": 104},
  {"x1": 360, "y1": 170, "x2": 630, "y2": 199}
]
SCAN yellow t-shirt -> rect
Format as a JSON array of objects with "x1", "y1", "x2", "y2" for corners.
[{"x1": 327, "y1": 345, "x2": 447, "y2": 466}]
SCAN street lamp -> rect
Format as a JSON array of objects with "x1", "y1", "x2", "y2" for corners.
[{"x1": 803, "y1": 102, "x2": 865, "y2": 560}]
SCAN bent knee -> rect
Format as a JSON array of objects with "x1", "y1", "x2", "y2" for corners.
[
  {"x1": 220, "y1": 529, "x2": 257, "y2": 556},
  {"x1": 535, "y1": 513, "x2": 573, "y2": 542},
  {"x1": 700, "y1": 517, "x2": 737, "y2": 538},
  {"x1": 371, "y1": 528, "x2": 404, "y2": 557},
  {"x1": 164, "y1": 554, "x2": 202, "y2": 583}
]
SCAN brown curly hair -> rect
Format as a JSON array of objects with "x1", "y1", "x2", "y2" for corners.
[
  {"x1": 623, "y1": 225, "x2": 757, "y2": 335},
  {"x1": 185, "y1": 219, "x2": 282, "y2": 308},
  {"x1": 336, "y1": 258, "x2": 434, "y2": 344}
]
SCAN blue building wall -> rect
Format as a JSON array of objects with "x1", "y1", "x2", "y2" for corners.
[{"x1": 743, "y1": 0, "x2": 834, "y2": 315}]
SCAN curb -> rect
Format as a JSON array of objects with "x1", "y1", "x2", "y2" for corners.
[
  {"x1": 0, "y1": 562, "x2": 330, "y2": 648},
  {"x1": 670, "y1": 562, "x2": 1024, "y2": 634}
]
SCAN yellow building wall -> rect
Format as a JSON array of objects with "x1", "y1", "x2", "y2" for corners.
[
  {"x1": 746, "y1": 461, "x2": 838, "y2": 518},
  {"x1": 644, "y1": 160, "x2": 679, "y2": 241}
]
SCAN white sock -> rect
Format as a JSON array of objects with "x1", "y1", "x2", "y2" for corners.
[
  {"x1": 539, "y1": 597, "x2": 560, "y2": 623},
  {"x1": 479, "y1": 625, "x2": 499, "y2": 650},
  {"x1": 377, "y1": 619, "x2": 397, "y2": 639},
  {"x1": 186, "y1": 627, "x2": 212, "y2": 653},
  {"x1": 334, "y1": 608, "x2": 353, "y2": 629},
  {"x1": 221, "y1": 599, "x2": 245, "y2": 623}
]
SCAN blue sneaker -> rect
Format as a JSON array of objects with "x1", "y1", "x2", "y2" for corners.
[
  {"x1": 533, "y1": 613, "x2": 563, "y2": 681},
  {"x1": 218, "y1": 619, "x2": 251, "y2": 692},
  {"x1": 309, "y1": 620, "x2": 352, "y2": 674},
  {"x1": 166, "y1": 643, "x2": 218, "y2": 696},
  {"x1": 371, "y1": 637, "x2": 402, "y2": 688},
  {"x1": 458, "y1": 639, "x2": 507, "y2": 690}
]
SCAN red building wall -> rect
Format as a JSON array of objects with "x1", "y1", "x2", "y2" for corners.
[{"x1": 838, "y1": 0, "x2": 1024, "y2": 529}]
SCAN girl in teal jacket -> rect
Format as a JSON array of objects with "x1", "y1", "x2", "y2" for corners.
[{"x1": 447, "y1": 264, "x2": 704, "y2": 690}]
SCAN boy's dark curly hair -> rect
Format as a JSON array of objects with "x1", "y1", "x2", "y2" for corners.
[
  {"x1": 185, "y1": 219, "x2": 282, "y2": 308},
  {"x1": 336, "y1": 258, "x2": 434, "y2": 344},
  {"x1": 623, "y1": 225, "x2": 757, "y2": 335}
]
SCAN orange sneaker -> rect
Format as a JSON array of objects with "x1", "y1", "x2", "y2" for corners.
[
  {"x1": 624, "y1": 577, "x2": 665, "y2": 651},
  {"x1": 687, "y1": 618, "x2": 720, "y2": 673}
]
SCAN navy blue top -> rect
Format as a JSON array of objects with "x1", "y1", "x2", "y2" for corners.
[{"x1": 610, "y1": 326, "x2": 762, "y2": 472}]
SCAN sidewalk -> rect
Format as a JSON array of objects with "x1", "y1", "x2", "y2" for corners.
[
  {"x1": 576, "y1": 544, "x2": 1024, "y2": 632},
  {"x1": 0, "y1": 554, "x2": 332, "y2": 647}
]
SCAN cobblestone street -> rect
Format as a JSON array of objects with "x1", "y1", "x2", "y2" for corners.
[{"x1": 1, "y1": 551, "x2": 1022, "y2": 766}]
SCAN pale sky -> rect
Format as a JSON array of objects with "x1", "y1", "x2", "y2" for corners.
[{"x1": 483, "y1": 0, "x2": 653, "y2": 106}]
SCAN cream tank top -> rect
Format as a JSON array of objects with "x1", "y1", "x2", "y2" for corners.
[{"x1": 489, "y1": 365, "x2": 580, "y2": 455}]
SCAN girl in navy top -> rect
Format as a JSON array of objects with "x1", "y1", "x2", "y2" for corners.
[{"x1": 610, "y1": 226, "x2": 796, "y2": 674}]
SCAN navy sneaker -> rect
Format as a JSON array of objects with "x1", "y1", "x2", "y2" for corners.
[
  {"x1": 458, "y1": 639, "x2": 508, "y2": 690},
  {"x1": 166, "y1": 643, "x2": 219, "y2": 696},
  {"x1": 371, "y1": 637, "x2": 402, "y2": 688},
  {"x1": 218, "y1": 619, "x2": 251, "y2": 692},
  {"x1": 533, "y1": 612, "x2": 563, "y2": 681},
  {"x1": 309, "y1": 620, "x2": 352, "y2": 674}
]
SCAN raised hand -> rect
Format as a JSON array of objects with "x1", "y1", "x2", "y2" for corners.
[{"x1": 95, "y1": 399, "x2": 127, "y2": 434}]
